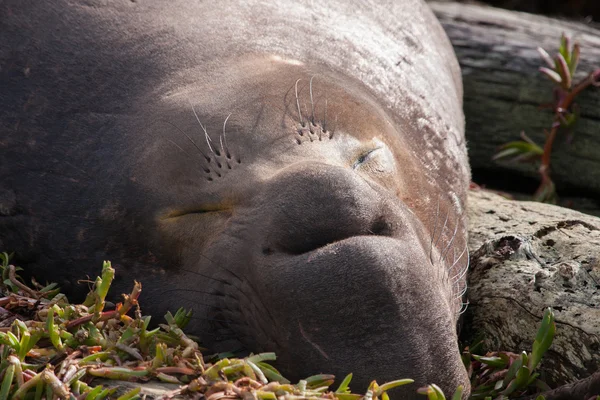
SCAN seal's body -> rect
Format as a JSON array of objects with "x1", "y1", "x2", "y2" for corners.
[{"x1": 1, "y1": 1, "x2": 470, "y2": 397}]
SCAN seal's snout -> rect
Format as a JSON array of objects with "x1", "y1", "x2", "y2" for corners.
[
  {"x1": 262, "y1": 162, "x2": 398, "y2": 255},
  {"x1": 257, "y1": 236, "x2": 469, "y2": 399},
  {"x1": 240, "y1": 162, "x2": 470, "y2": 399}
]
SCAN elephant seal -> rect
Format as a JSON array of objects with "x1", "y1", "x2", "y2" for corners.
[{"x1": 0, "y1": 0, "x2": 470, "y2": 397}]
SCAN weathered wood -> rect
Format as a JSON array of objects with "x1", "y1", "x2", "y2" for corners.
[
  {"x1": 466, "y1": 189, "x2": 600, "y2": 386},
  {"x1": 430, "y1": 2, "x2": 600, "y2": 198}
]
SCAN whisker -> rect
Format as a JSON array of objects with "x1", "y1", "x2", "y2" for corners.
[
  {"x1": 458, "y1": 300, "x2": 469, "y2": 315},
  {"x1": 429, "y1": 197, "x2": 441, "y2": 264},
  {"x1": 451, "y1": 246, "x2": 469, "y2": 285},
  {"x1": 191, "y1": 105, "x2": 215, "y2": 155},
  {"x1": 455, "y1": 281, "x2": 468, "y2": 299},
  {"x1": 439, "y1": 217, "x2": 460, "y2": 265},
  {"x1": 330, "y1": 114, "x2": 338, "y2": 139},
  {"x1": 177, "y1": 253, "x2": 245, "y2": 293},
  {"x1": 179, "y1": 268, "x2": 232, "y2": 286},
  {"x1": 221, "y1": 113, "x2": 232, "y2": 158},
  {"x1": 165, "y1": 139, "x2": 211, "y2": 173},
  {"x1": 309, "y1": 75, "x2": 315, "y2": 125},
  {"x1": 323, "y1": 98, "x2": 328, "y2": 132},
  {"x1": 432, "y1": 208, "x2": 449, "y2": 256},
  {"x1": 448, "y1": 243, "x2": 468, "y2": 281},
  {"x1": 295, "y1": 79, "x2": 304, "y2": 126},
  {"x1": 191, "y1": 249, "x2": 245, "y2": 283},
  {"x1": 163, "y1": 120, "x2": 210, "y2": 162}
]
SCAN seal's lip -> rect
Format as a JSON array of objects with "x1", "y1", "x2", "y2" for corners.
[
  {"x1": 161, "y1": 206, "x2": 232, "y2": 220},
  {"x1": 282, "y1": 234, "x2": 403, "y2": 261}
]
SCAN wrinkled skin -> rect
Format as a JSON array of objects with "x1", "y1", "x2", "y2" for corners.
[{"x1": 0, "y1": 0, "x2": 470, "y2": 398}]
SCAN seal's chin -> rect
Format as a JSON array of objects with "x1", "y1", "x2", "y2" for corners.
[{"x1": 250, "y1": 235, "x2": 469, "y2": 399}]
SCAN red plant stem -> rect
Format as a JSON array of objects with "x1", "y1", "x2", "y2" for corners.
[
  {"x1": 538, "y1": 71, "x2": 600, "y2": 184},
  {"x1": 65, "y1": 309, "x2": 119, "y2": 329}
]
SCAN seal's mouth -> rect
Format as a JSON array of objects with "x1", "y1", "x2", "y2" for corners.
[
  {"x1": 254, "y1": 235, "x2": 468, "y2": 397},
  {"x1": 283, "y1": 234, "x2": 395, "y2": 259},
  {"x1": 271, "y1": 216, "x2": 394, "y2": 257}
]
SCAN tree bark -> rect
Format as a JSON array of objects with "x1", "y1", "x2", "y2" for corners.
[
  {"x1": 517, "y1": 371, "x2": 600, "y2": 400},
  {"x1": 466, "y1": 189, "x2": 600, "y2": 390},
  {"x1": 429, "y1": 2, "x2": 600, "y2": 202}
]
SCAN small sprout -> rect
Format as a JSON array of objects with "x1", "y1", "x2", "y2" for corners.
[
  {"x1": 539, "y1": 67, "x2": 562, "y2": 85},
  {"x1": 116, "y1": 387, "x2": 141, "y2": 400},
  {"x1": 172, "y1": 307, "x2": 193, "y2": 329},
  {"x1": 451, "y1": 385, "x2": 464, "y2": 400},
  {"x1": 304, "y1": 374, "x2": 336, "y2": 389},
  {"x1": 496, "y1": 34, "x2": 600, "y2": 203},
  {"x1": 529, "y1": 308, "x2": 556, "y2": 371},
  {"x1": 417, "y1": 383, "x2": 446, "y2": 399},
  {"x1": 555, "y1": 53, "x2": 571, "y2": 89},
  {"x1": 336, "y1": 373, "x2": 353, "y2": 393},
  {"x1": 472, "y1": 355, "x2": 509, "y2": 369},
  {"x1": 0, "y1": 364, "x2": 15, "y2": 400},
  {"x1": 375, "y1": 379, "x2": 415, "y2": 396},
  {"x1": 537, "y1": 47, "x2": 554, "y2": 69},
  {"x1": 493, "y1": 139, "x2": 544, "y2": 163}
]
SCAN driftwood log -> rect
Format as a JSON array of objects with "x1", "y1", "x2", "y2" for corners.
[
  {"x1": 466, "y1": 189, "x2": 600, "y2": 387},
  {"x1": 429, "y1": 2, "x2": 600, "y2": 213}
]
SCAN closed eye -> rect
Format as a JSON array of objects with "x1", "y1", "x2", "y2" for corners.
[
  {"x1": 163, "y1": 206, "x2": 230, "y2": 219},
  {"x1": 353, "y1": 147, "x2": 382, "y2": 169}
]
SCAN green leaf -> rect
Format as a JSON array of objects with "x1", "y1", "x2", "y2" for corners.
[
  {"x1": 515, "y1": 365, "x2": 532, "y2": 387},
  {"x1": 0, "y1": 364, "x2": 15, "y2": 400},
  {"x1": 336, "y1": 373, "x2": 353, "y2": 393},
  {"x1": 537, "y1": 47, "x2": 554, "y2": 69},
  {"x1": 84, "y1": 386, "x2": 104, "y2": 400},
  {"x1": 304, "y1": 374, "x2": 335, "y2": 389},
  {"x1": 570, "y1": 43, "x2": 580, "y2": 76},
  {"x1": 255, "y1": 391, "x2": 277, "y2": 400},
  {"x1": 539, "y1": 67, "x2": 562, "y2": 85},
  {"x1": 559, "y1": 34, "x2": 571, "y2": 63},
  {"x1": 529, "y1": 308, "x2": 556, "y2": 371},
  {"x1": 472, "y1": 355, "x2": 508, "y2": 368},
  {"x1": 374, "y1": 379, "x2": 414, "y2": 396},
  {"x1": 39, "y1": 283, "x2": 59, "y2": 293},
  {"x1": 555, "y1": 53, "x2": 572, "y2": 89},
  {"x1": 5, "y1": 331, "x2": 20, "y2": 349},
  {"x1": 417, "y1": 384, "x2": 446, "y2": 400},
  {"x1": 335, "y1": 394, "x2": 362, "y2": 400},
  {"x1": 256, "y1": 361, "x2": 289, "y2": 384},
  {"x1": 503, "y1": 354, "x2": 524, "y2": 388},
  {"x1": 246, "y1": 353, "x2": 277, "y2": 364},
  {"x1": 493, "y1": 140, "x2": 543, "y2": 163},
  {"x1": 172, "y1": 308, "x2": 193, "y2": 329},
  {"x1": 116, "y1": 387, "x2": 141, "y2": 400},
  {"x1": 450, "y1": 386, "x2": 464, "y2": 400}
]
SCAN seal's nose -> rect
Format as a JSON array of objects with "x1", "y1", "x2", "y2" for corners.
[{"x1": 262, "y1": 162, "x2": 398, "y2": 255}]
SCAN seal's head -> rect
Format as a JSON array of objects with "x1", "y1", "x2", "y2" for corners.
[
  {"x1": 1, "y1": 0, "x2": 470, "y2": 398},
  {"x1": 130, "y1": 57, "x2": 470, "y2": 397}
]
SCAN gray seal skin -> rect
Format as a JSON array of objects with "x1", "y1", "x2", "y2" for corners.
[{"x1": 0, "y1": 0, "x2": 470, "y2": 398}]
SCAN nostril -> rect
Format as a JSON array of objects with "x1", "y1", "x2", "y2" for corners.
[
  {"x1": 263, "y1": 163, "x2": 398, "y2": 256},
  {"x1": 370, "y1": 216, "x2": 392, "y2": 236},
  {"x1": 276, "y1": 234, "x2": 344, "y2": 256}
]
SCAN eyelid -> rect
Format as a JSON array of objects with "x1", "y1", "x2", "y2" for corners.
[
  {"x1": 352, "y1": 147, "x2": 382, "y2": 169},
  {"x1": 163, "y1": 205, "x2": 230, "y2": 219}
]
